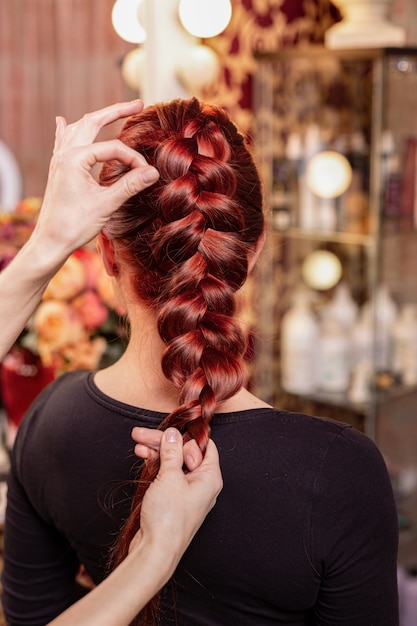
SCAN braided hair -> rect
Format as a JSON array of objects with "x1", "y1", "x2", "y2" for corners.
[{"x1": 99, "y1": 97, "x2": 265, "y2": 624}]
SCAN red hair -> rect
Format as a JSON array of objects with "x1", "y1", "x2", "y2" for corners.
[{"x1": 100, "y1": 97, "x2": 265, "y2": 623}]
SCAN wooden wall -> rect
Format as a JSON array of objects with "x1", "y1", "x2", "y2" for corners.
[{"x1": 0, "y1": 0, "x2": 134, "y2": 197}]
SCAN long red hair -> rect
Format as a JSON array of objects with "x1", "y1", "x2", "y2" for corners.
[{"x1": 100, "y1": 97, "x2": 265, "y2": 624}]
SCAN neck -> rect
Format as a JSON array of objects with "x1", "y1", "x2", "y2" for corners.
[
  {"x1": 94, "y1": 303, "x2": 272, "y2": 414},
  {"x1": 95, "y1": 305, "x2": 181, "y2": 412}
]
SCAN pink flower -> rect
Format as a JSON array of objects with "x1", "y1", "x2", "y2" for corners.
[
  {"x1": 73, "y1": 290, "x2": 109, "y2": 330},
  {"x1": 0, "y1": 243, "x2": 19, "y2": 270},
  {"x1": 73, "y1": 247, "x2": 103, "y2": 290}
]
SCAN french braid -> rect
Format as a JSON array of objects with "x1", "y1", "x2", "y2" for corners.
[{"x1": 99, "y1": 98, "x2": 265, "y2": 624}]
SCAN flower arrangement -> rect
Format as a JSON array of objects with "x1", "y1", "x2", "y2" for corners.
[
  {"x1": 0, "y1": 198, "x2": 128, "y2": 441},
  {"x1": 1, "y1": 198, "x2": 127, "y2": 377},
  {"x1": 0, "y1": 197, "x2": 40, "y2": 271},
  {"x1": 25, "y1": 246, "x2": 126, "y2": 374}
]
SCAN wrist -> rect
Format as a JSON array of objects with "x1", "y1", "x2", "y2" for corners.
[
  {"x1": 21, "y1": 229, "x2": 70, "y2": 279},
  {"x1": 131, "y1": 534, "x2": 182, "y2": 587}
]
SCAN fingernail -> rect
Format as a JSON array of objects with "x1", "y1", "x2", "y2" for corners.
[
  {"x1": 142, "y1": 167, "x2": 159, "y2": 184},
  {"x1": 185, "y1": 454, "x2": 196, "y2": 470},
  {"x1": 165, "y1": 427, "x2": 181, "y2": 443}
]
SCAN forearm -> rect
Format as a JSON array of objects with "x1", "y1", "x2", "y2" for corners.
[
  {"x1": 47, "y1": 539, "x2": 177, "y2": 626},
  {"x1": 0, "y1": 235, "x2": 67, "y2": 361}
]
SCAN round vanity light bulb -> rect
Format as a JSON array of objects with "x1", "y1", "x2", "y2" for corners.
[
  {"x1": 121, "y1": 48, "x2": 145, "y2": 92},
  {"x1": 306, "y1": 150, "x2": 352, "y2": 198},
  {"x1": 177, "y1": 44, "x2": 220, "y2": 93},
  {"x1": 301, "y1": 250, "x2": 342, "y2": 291},
  {"x1": 112, "y1": 0, "x2": 146, "y2": 44},
  {"x1": 178, "y1": 0, "x2": 232, "y2": 38}
]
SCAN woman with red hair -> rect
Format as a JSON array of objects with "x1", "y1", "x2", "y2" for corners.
[
  {"x1": 0, "y1": 100, "x2": 222, "y2": 626},
  {"x1": 3, "y1": 98, "x2": 398, "y2": 625}
]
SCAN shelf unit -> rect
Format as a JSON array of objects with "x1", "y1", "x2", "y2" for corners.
[
  {"x1": 250, "y1": 46, "x2": 417, "y2": 565},
  {"x1": 253, "y1": 46, "x2": 417, "y2": 434},
  {"x1": 252, "y1": 46, "x2": 417, "y2": 567}
]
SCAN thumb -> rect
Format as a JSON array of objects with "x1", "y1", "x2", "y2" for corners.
[
  {"x1": 105, "y1": 166, "x2": 159, "y2": 207},
  {"x1": 159, "y1": 428, "x2": 184, "y2": 472},
  {"x1": 53, "y1": 116, "x2": 67, "y2": 153}
]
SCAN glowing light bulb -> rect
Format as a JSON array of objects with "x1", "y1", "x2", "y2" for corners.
[
  {"x1": 301, "y1": 250, "x2": 342, "y2": 291},
  {"x1": 179, "y1": 0, "x2": 232, "y2": 38},
  {"x1": 121, "y1": 48, "x2": 145, "y2": 92},
  {"x1": 111, "y1": 0, "x2": 146, "y2": 44},
  {"x1": 177, "y1": 44, "x2": 220, "y2": 93},
  {"x1": 306, "y1": 151, "x2": 352, "y2": 198}
]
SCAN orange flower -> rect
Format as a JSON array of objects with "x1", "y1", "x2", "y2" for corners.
[
  {"x1": 43, "y1": 255, "x2": 87, "y2": 300},
  {"x1": 33, "y1": 300, "x2": 87, "y2": 367},
  {"x1": 4, "y1": 199, "x2": 127, "y2": 379},
  {"x1": 61, "y1": 337, "x2": 107, "y2": 371},
  {"x1": 73, "y1": 247, "x2": 103, "y2": 290},
  {"x1": 96, "y1": 270, "x2": 125, "y2": 315}
]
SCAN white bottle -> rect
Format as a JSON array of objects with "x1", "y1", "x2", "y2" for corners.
[
  {"x1": 373, "y1": 285, "x2": 398, "y2": 372},
  {"x1": 281, "y1": 290, "x2": 319, "y2": 394},
  {"x1": 317, "y1": 196, "x2": 338, "y2": 232},
  {"x1": 318, "y1": 315, "x2": 351, "y2": 393},
  {"x1": 350, "y1": 305, "x2": 373, "y2": 371},
  {"x1": 322, "y1": 283, "x2": 359, "y2": 331},
  {"x1": 348, "y1": 360, "x2": 372, "y2": 404},
  {"x1": 392, "y1": 304, "x2": 417, "y2": 385}
]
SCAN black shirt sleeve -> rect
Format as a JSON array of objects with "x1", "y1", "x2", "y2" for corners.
[
  {"x1": 2, "y1": 463, "x2": 81, "y2": 625},
  {"x1": 310, "y1": 427, "x2": 399, "y2": 625}
]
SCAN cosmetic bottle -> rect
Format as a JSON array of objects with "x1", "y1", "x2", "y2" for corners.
[
  {"x1": 321, "y1": 283, "x2": 359, "y2": 331},
  {"x1": 281, "y1": 289, "x2": 319, "y2": 395},
  {"x1": 392, "y1": 303, "x2": 417, "y2": 385},
  {"x1": 381, "y1": 131, "x2": 401, "y2": 234},
  {"x1": 373, "y1": 285, "x2": 398, "y2": 373},
  {"x1": 317, "y1": 314, "x2": 351, "y2": 393},
  {"x1": 350, "y1": 305, "x2": 373, "y2": 372}
]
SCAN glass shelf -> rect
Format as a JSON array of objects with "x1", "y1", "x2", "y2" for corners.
[{"x1": 269, "y1": 225, "x2": 373, "y2": 246}]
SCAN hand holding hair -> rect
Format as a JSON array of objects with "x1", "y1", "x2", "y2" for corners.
[
  {"x1": 131, "y1": 425, "x2": 204, "y2": 470},
  {"x1": 0, "y1": 100, "x2": 159, "y2": 361},
  {"x1": 38, "y1": 99, "x2": 160, "y2": 258},
  {"x1": 47, "y1": 427, "x2": 222, "y2": 626},
  {"x1": 136, "y1": 428, "x2": 222, "y2": 561}
]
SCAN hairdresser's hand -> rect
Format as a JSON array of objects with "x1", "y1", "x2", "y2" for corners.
[
  {"x1": 132, "y1": 426, "x2": 205, "y2": 470},
  {"x1": 32, "y1": 100, "x2": 159, "y2": 262},
  {"x1": 130, "y1": 428, "x2": 222, "y2": 569}
]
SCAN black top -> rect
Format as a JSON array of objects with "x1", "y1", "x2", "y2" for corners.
[{"x1": 2, "y1": 370, "x2": 399, "y2": 625}]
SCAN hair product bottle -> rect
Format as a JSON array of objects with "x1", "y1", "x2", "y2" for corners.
[
  {"x1": 373, "y1": 285, "x2": 398, "y2": 373},
  {"x1": 381, "y1": 131, "x2": 401, "y2": 234},
  {"x1": 351, "y1": 304, "x2": 373, "y2": 371},
  {"x1": 317, "y1": 314, "x2": 351, "y2": 393},
  {"x1": 321, "y1": 282, "x2": 359, "y2": 331},
  {"x1": 392, "y1": 303, "x2": 417, "y2": 385},
  {"x1": 271, "y1": 133, "x2": 302, "y2": 231},
  {"x1": 280, "y1": 289, "x2": 319, "y2": 395}
]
